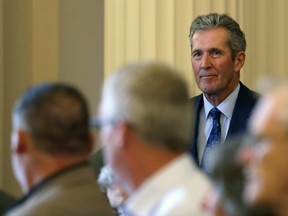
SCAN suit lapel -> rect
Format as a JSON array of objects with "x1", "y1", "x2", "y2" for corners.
[
  {"x1": 189, "y1": 94, "x2": 203, "y2": 165},
  {"x1": 227, "y1": 82, "x2": 259, "y2": 138},
  {"x1": 189, "y1": 82, "x2": 259, "y2": 166}
]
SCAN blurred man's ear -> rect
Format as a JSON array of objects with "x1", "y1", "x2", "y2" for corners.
[
  {"x1": 11, "y1": 129, "x2": 29, "y2": 154},
  {"x1": 115, "y1": 122, "x2": 134, "y2": 149},
  {"x1": 103, "y1": 122, "x2": 132, "y2": 150}
]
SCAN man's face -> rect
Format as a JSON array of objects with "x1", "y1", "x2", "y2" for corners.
[
  {"x1": 240, "y1": 94, "x2": 288, "y2": 207},
  {"x1": 98, "y1": 96, "x2": 118, "y2": 168},
  {"x1": 191, "y1": 28, "x2": 244, "y2": 99}
]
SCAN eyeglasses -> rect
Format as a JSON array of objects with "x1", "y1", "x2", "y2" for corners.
[
  {"x1": 89, "y1": 118, "x2": 117, "y2": 129},
  {"x1": 90, "y1": 117, "x2": 136, "y2": 131}
]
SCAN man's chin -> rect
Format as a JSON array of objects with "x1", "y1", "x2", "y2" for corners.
[{"x1": 200, "y1": 87, "x2": 217, "y2": 95}]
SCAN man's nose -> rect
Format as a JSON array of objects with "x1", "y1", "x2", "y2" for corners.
[{"x1": 200, "y1": 53, "x2": 212, "y2": 69}]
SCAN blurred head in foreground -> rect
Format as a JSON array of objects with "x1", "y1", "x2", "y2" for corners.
[{"x1": 239, "y1": 82, "x2": 288, "y2": 216}]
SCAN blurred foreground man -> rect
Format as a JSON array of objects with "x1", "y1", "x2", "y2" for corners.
[
  {"x1": 5, "y1": 83, "x2": 114, "y2": 216},
  {"x1": 94, "y1": 62, "x2": 211, "y2": 216},
  {"x1": 240, "y1": 83, "x2": 288, "y2": 216}
]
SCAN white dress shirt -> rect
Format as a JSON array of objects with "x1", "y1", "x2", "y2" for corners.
[
  {"x1": 197, "y1": 84, "x2": 240, "y2": 162},
  {"x1": 123, "y1": 154, "x2": 211, "y2": 216}
]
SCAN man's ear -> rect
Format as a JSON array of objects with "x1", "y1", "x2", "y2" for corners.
[
  {"x1": 121, "y1": 123, "x2": 137, "y2": 148},
  {"x1": 12, "y1": 129, "x2": 29, "y2": 154},
  {"x1": 234, "y1": 51, "x2": 246, "y2": 72},
  {"x1": 114, "y1": 122, "x2": 133, "y2": 149}
]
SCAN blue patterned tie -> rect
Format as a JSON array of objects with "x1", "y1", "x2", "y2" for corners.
[{"x1": 201, "y1": 107, "x2": 221, "y2": 175}]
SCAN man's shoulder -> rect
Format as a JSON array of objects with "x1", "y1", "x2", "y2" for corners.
[
  {"x1": 5, "y1": 187, "x2": 114, "y2": 216},
  {"x1": 239, "y1": 82, "x2": 261, "y2": 98},
  {"x1": 237, "y1": 82, "x2": 261, "y2": 107},
  {"x1": 5, "y1": 166, "x2": 114, "y2": 216},
  {"x1": 189, "y1": 93, "x2": 203, "y2": 104},
  {"x1": 154, "y1": 174, "x2": 210, "y2": 216}
]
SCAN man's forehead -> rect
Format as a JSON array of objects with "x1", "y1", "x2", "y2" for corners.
[
  {"x1": 192, "y1": 28, "x2": 229, "y2": 50},
  {"x1": 192, "y1": 28, "x2": 228, "y2": 40}
]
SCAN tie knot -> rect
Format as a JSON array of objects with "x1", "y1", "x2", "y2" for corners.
[{"x1": 210, "y1": 107, "x2": 221, "y2": 120}]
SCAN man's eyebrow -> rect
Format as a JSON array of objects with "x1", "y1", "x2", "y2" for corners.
[
  {"x1": 191, "y1": 49, "x2": 201, "y2": 53},
  {"x1": 192, "y1": 48, "x2": 223, "y2": 52},
  {"x1": 209, "y1": 48, "x2": 223, "y2": 52},
  {"x1": 208, "y1": 47, "x2": 224, "y2": 53}
]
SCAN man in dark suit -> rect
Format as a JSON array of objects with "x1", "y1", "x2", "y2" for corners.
[
  {"x1": 188, "y1": 13, "x2": 260, "y2": 168},
  {"x1": 5, "y1": 83, "x2": 114, "y2": 216}
]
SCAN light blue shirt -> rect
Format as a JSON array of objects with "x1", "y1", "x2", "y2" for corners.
[{"x1": 197, "y1": 84, "x2": 240, "y2": 162}]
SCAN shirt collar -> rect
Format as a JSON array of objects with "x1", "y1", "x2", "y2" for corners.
[
  {"x1": 124, "y1": 154, "x2": 195, "y2": 216},
  {"x1": 203, "y1": 83, "x2": 240, "y2": 119}
]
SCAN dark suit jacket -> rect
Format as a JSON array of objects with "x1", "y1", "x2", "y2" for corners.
[{"x1": 189, "y1": 82, "x2": 260, "y2": 165}]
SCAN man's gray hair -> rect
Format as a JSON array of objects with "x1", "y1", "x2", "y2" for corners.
[
  {"x1": 189, "y1": 13, "x2": 246, "y2": 60},
  {"x1": 102, "y1": 62, "x2": 192, "y2": 151}
]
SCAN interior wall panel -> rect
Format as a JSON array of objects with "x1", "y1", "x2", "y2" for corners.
[
  {"x1": 104, "y1": 0, "x2": 288, "y2": 95},
  {"x1": 2, "y1": 0, "x2": 288, "y2": 197},
  {"x1": 139, "y1": 0, "x2": 156, "y2": 60}
]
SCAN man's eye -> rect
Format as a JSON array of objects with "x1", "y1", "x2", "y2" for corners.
[
  {"x1": 192, "y1": 52, "x2": 202, "y2": 60},
  {"x1": 211, "y1": 50, "x2": 222, "y2": 57}
]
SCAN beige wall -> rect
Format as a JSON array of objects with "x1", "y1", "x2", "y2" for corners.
[
  {"x1": 1, "y1": 0, "x2": 288, "y2": 197},
  {"x1": 104, "y1": 0, "x2": 288, "y2": 95},
  {"x1": 0, "y1": 0, "x2": 3, "y2": 189},
  {"x1": 2, "y1": 0, "x2": 33, "y2": 197},
  {"x1": 1, "y1": 0, "x2": 104, "y2": 197}
]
